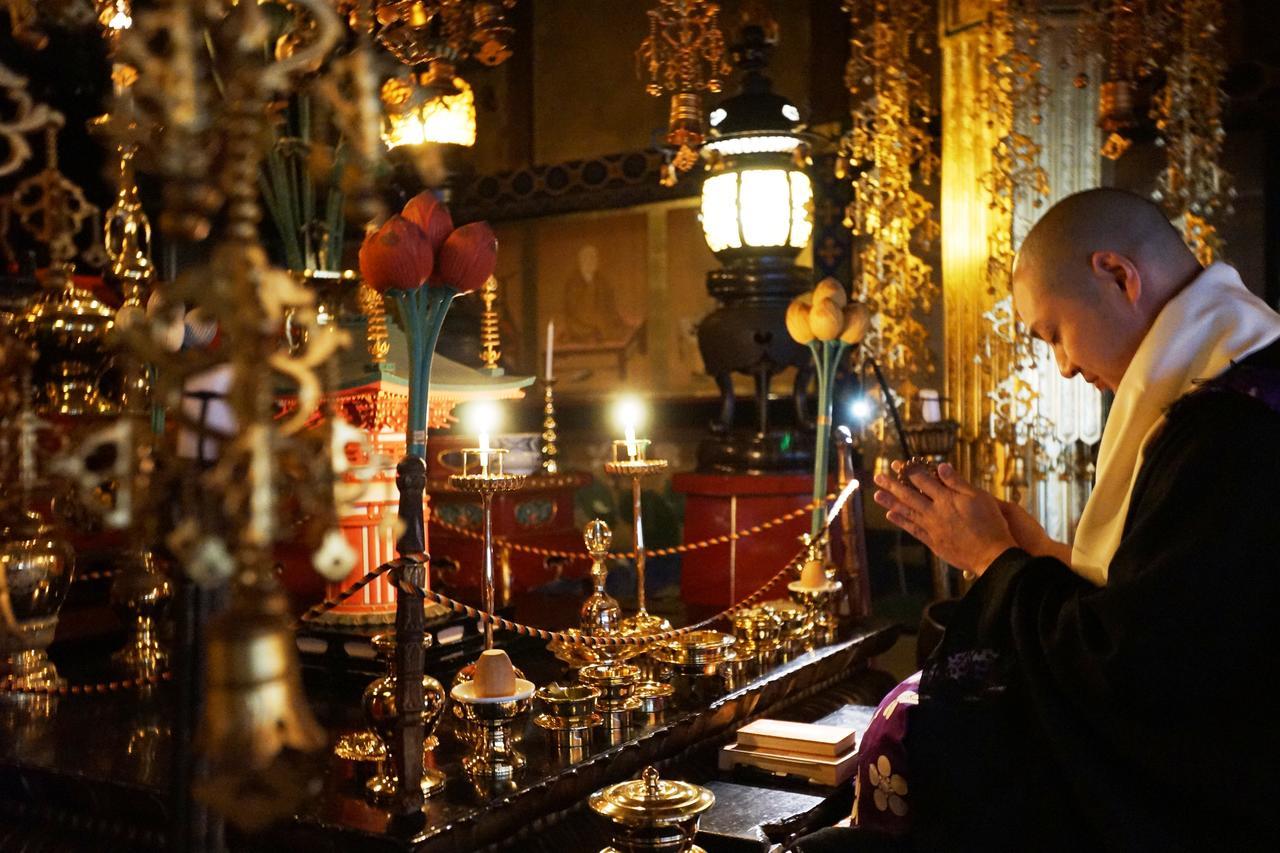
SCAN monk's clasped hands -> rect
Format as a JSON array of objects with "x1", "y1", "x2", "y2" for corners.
[{"x1": 872, "y1": 461, "x2": 1019, "y2": 577}]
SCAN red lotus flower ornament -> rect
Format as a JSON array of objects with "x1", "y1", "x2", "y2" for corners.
[
  {"x1": 436, "y1": 221, "x2": 498, "y2": 294},
  {"x1": 401, "y1": 191, "x2": 454, "y2": 255},
  {"x1": 357, "y1": 215, "x2": 434, "y2": 294}
]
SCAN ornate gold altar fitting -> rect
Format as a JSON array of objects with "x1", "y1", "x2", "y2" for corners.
[
  {"x1": 589, "y1": 765, "x2": 716, "y2": 853},
  {"x1": 534, "y1": 682, "x2": 602, "y2": 755},
  {"x1": 108, "y1": 547, "x2": 171, "y2": 679},
  {"x1": 361, "y1": 633, "x2": 447, "y2": 802},
  {"x1": 20, "y1": 265, "x2": 117, "y2": 416},
  {"x1": 449, "y1": 447, "x2": 526, "y2": 651},
  {"x1": 479, "y1": 275, "x2": 502, "y2": 373},
  {"x1": 196, "y1": 591, "x2": 327, "y2": 809},
  {"x1": 636, "y1": 0, "x2": 731, "y2": 182},
  {"x1": 450, "y1": 673, "x2": 536, "y2": 784},
  {"x1": 374, "y1": 1, "x2": 519, "y2": 70},
  {"x1": 549, "y1": 519, "x2": 645, "y2": 670},
  {"x1": 540, "y1": 379, "x2": 559, "y2": 474},
  {"x1": 0, "y1": 508, "x2": 75, "y2": 693},
  {"x1": 1, "y1": 367, "x2": 75, "y2": 694},
  {"x1": 759, "y1": 599, "x2": 810, "y2": 662},
  {"x1": 579, "y1": 662, "x2": 642, "y2": 742},
  {"x1": 841, "y1": 0, "x2": 938, "y2": 386},
  {"x1": 604, "y1": 441, "x2": 672, "y2": 638}
]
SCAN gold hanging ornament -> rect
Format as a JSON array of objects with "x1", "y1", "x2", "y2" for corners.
[
  {"x1": 840, "y1": 0, "x2": 939, "y2": 385},
  {"x1": 1151, "y1": 0, "x2": 1232, "y2": 266},
  {"x1": 972, "y1": 0, "x2": 1052, "y2": 490},
  {"x1": 636, "y1": 0, "x2": 731, "y2": 183}
]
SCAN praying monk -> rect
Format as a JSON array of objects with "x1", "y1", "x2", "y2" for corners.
[{"x1": 798, "y1": 189, "x2": 1280, "y2": 852}]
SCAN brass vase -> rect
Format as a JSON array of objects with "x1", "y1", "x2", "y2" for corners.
[
  {"x1": 363, "y1": 633, "x2": 448, "y2": 802},
  {"x1": 0, "y1": 507, "x2": 75, "y2": 692}
]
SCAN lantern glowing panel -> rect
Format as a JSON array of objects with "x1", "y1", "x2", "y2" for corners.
[
  {"x1": 382, "y1": 78, "x2": 477, "y2": 149},
  {"x1": 699, "y1": 169, "x2": 812, "y2": 254}
]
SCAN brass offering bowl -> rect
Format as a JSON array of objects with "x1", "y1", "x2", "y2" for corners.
[
  {"x1": 451, "y1": 678, "x2": 536, "y2": 783},
  {"x1": 650, "y1": 630, "x2": 737, "y2": 677},
  {"x1": 589, "y1": 765, "x2": 716, "y2": 853},
  {"x1": 534, "y1": 682, "x2": 602, "y2": 752}
]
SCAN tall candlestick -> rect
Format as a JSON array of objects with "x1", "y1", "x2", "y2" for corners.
[{"x1": 545, "y1": 320, "x2": 555, "y2": 382}]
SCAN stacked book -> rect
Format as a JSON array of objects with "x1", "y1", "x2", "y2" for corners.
[{"x1": 719, "y1": 718, "x2": 859, "y2": 787}]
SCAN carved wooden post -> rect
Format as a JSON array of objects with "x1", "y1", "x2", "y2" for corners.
[{"x1": 391, "y1": 455, "x2": 427, "y2": 816}]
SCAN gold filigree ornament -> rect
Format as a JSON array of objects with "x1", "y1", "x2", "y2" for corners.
[
  {"x1": 0, "y1": 63, "x2": 58, "y2": 179},
  {"x1": 105, "y1": 0, "x2": 351, "y2": 830},
  {"x1": 636, "y1": 0, "x2": 731, "y2": 180},
  {"x1": 1151, "y1": 0, "x2": 1232, "y2": 266},
  {"x1": 841, "y1": 0, "x2": 939, "y2": 387}
]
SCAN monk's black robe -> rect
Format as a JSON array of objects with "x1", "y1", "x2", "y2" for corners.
[{"x1": 800, "y1": 341, "x2": 1280, "y2": 852}]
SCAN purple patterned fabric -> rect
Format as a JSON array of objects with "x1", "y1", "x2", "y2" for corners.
[{"x1": 849, "y1": 671, "x2": 920, "y2": 835}]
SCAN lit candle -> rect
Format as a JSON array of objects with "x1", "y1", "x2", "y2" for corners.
[
  {"x1": 625, "y1": 421, "x2": 638, "y2": 461},
  {"x1": 545, "y1": 319, "x2": 555, "y2": 382},
  {"x1": 479, "y1": 429, "x2": 490, "y2": 476}
]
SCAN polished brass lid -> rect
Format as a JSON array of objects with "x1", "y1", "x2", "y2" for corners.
[{"x1": 589, "y1": 766, "x2": 715, "y2": 825}]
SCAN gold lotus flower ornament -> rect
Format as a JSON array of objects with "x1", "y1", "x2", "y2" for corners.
[{"x1": 785, "y1": 279, "x2": 869, "y2": 347}]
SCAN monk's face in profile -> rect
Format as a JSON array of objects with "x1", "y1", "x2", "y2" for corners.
[{"x1": 1011, "y1": 250, "x2": 1152, "y2": 393}]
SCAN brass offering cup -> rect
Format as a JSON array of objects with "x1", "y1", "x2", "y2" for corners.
[
  {"x1": 451, "y1": 677, "x2": 536, "y2": 783},
  {"x1": 731, "y1": 607, "x2": 783, "y2": 680},
  {"x1": 787, "y1": 581, "x2": 840, "y2": 646},
  {"x1": 534, "y1": 682, "x2": 602, "y2": 758},
  {"x1": 579, "y1": 662, "x2": 642, "y2": 743},
  {"x1": 633, "y1": 680, "x2": 674, "y2": 723},
  {"x1": 760, "y1": 599, "x2": 811, "y2": 661}
]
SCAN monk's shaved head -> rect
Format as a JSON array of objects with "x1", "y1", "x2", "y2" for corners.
[
  {"x1": 1011, "y1": 188, "x2": 1204, "y2": 392},
  {"x1": 1013, "y1": 188, "x2": 1198, "y2": 302}
]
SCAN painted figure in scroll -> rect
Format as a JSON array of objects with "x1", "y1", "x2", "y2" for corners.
[{"x1": 798, "y1": 189, "x2": 1280, "y2": 851}]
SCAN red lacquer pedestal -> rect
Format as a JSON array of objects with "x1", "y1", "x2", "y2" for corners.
[{"x1": 673, "y1": 472, "x2": 816, "y2": 609}]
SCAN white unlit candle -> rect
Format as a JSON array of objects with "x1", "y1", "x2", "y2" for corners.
[
  {"x1": 479, "y1": 431, "x2": 490, "y2": 476},
  {"x1": 545, "y1": 320, "x2": 555, "y2": 382},
  {"x1": 920, "y1": 389, "x2": 941, "y2": 423}
]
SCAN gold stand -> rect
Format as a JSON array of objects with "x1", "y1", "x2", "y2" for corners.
[
  {"x1": 449, "y1": 448, "x2": 526, "y2": 651},
  {"x1": 604, "y1": 441, "x2": 671, "y2": 636}
]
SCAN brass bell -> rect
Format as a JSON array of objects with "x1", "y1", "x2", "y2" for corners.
[{"x1": 195, "y1": 591, "x2": 326, "y2": 830}]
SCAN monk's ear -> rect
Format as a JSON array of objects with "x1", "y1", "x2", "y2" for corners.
[{"x1": 1089, "y1": 250, "x2": 1142, "y2": 306}]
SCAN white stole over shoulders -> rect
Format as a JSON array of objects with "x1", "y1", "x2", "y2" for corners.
[{"x1": 1070, "y1": 263, "x2": 1280, "y2": 586}]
